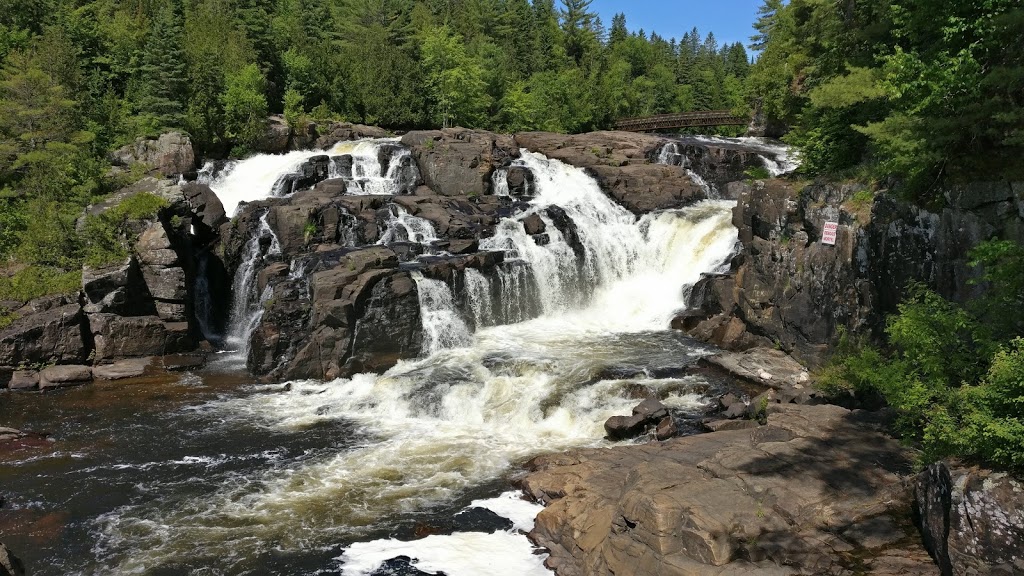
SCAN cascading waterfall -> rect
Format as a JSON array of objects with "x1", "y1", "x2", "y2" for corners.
[
  {"x1": 655, "y1": 141, "x2": 720, "y2": 198},
  {"x1": 225, "y1": 213, "x2": 281, "y2": 358},
  {"x1": 329, "y1": 140, "x2": 420, "y2": 195},
  {"x1": 377, "y1": 205, "x2": 439, "y2": 246},
  {"x1": 96, "y1": 149, "x2": 744, "y2": 576},
  {"x1": 411, "y1": 272, "x2": 473, "y2": 354},
  {"x1": 203, "y1": 139, "x2": 417, "y2": 217}
]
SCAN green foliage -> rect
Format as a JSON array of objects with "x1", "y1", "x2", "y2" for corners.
[
  {"x1": 820, "y1": 249, "x2": 1024, "y2": 471},
  {"x1": 750, "y1": 0, "x2": 1024, "y2": 196},
  {"x1": 80, "y1": 192, "x2": 169, "y2": 267},
  {"x1": 0, "y1": 266, "x2": 81, "y2": 303},
  {"x1": 421, "y1": 26, "x2": 489, "y2": 129},
  {"x1": 221, "y1": 63, "x2": 268, "y2": 152}
]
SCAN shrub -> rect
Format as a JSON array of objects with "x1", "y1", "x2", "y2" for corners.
[
  {"x1": 80, "y1": 192, "x2": 168, "y2": 266},
  {"x1": 0, "y1": 266, "x2": 82, "y2": 303}
]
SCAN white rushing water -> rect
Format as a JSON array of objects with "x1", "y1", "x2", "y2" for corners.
[
  {"x1": 377, "y1": 205, "x2": 439, "y2": 246},
  {"x1": 225, "y1": 213, "x2": 281, "y2": 358},
  {"x1": 202, "y1": 138, "x2": 416, "y2": 217},
  {"x1": 96, "y1": 151, "x2": 740, "y2": 575}
]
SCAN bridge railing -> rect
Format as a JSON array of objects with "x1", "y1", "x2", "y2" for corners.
[{"x1": 615, "y1": 110, "x2": 747, "y2": 132}]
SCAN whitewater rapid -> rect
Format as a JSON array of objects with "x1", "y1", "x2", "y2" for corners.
[{"x1": 94, "y1": 145, "x2": 740, "y2": 575}]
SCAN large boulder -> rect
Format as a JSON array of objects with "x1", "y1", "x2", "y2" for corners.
[
  {"x1": 111, "y1": 132, "x2": 196, "y2": 177},
  {"x1": 402, "y1": 128, "x2": 519, "y2": 197},
  {"x1": 916, "y1": 461, "x2": 1024, "y2": 575},
  {"x1": 182, "y1": 182, "x2": 228, "y2": 242},
  {"x1": 0, "y1": 304, "x2": 86, "y2": 368},
  {"x1": 314, "y1": 122, "x2": 392, "y2": 150},
  {"x1": 523, "y1": 404, "x2": 938, "y2": 576},
  {"x1": 256, "y1": 115, "x2": 291, "y2": 154},
  {"x1": 88, "y1": 314, "x2": 191, "y2": 363}
]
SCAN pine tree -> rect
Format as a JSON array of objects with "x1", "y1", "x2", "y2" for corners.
[{"x1": 135, "y1": 0, "x2": 187, "y2": 131}]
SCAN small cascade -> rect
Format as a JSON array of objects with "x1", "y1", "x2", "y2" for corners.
[
  {"x1": 463, "y1": 268, "x2": 494, "y2": 329},
  {"x1": 226, "y1": 213, "x2": 281, "y2": 357},
  {"x1": 495, "y1": 263, "x2": 540, "y2": 324},
  {"x1": 656, "y1": 141, "x2": 685, "y2": 166},
  {"x1": 411, "y1": 271, "x2": 472, "y2": 354},
  {"x1": 686, "y1": 168, "x2": 719, "y2": 199},
  {"x1": 329, "y1": 141, "x2": 419, "y2": 195},
  {"x1": 377, "y1": 205, "x2": 439, "y2": 246},
  {"x1": 491, "y1": 168, "x2": 510, "y2": 196}
]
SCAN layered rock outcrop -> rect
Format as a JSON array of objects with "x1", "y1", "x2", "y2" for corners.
[
  {"x1": 523, "y1": 403, "x2": 938, "y2": 576},
  {"x1": 679, "y1": 179, "x2": 1024, "y2": 367}
]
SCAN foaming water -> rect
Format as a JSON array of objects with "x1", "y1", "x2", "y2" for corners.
[
  {"x1": 86, "y1": 152, "x2": 738, "y2": 574},
  {"x1": 204, "y1": 139, "x2": 415, "y2": 217}
]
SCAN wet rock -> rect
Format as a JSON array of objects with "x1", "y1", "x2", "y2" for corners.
[
  {"x1": 525, "y1": 404, "x2": 932, "y2": 576},
  {"x1": 39, "y1": 364, "x2": 92, "y2": 389},
  {"x1": 182, "y1": 182, "x2": 228, "y2": 241},
  {"x1": 916, "y1": 461, "x2": 1024, "y2": 576},
  {"x1": 654, "y1": 416, "x2": 677, "y2": 440},
  {"x1": 521, "y1": 213, "x2": 546, "y2": 235},
  {"x1": 0, "y1": 304, "x2": 86, "y2": 367},
  {"x1": 506, "y1": 166, "x2": 535, "y2": 197},
  {"x1": 604, "y1": 398, "x2": 669, "y2": 440},
  {"x1": 92, "y1": 358, "x2": 153, "y2": 380},
  {"x1": 544, "y1": 206, "x2": 585, "y2": 259},
  {"x1": 272, "y1": 155, "x2": 330, "y2": 196},
  {"x1": 160, "y1": 353, "x2": 206, "y2": 371},
  {"x1": 110, "y1": 131, "x2": 196, "y2": 176},
  {"x1": 702, "y1": 418, "x2": 759, "y2": 432},
  {"x1": 0, "y1": 542, "x2": 25, "y2": 576}
]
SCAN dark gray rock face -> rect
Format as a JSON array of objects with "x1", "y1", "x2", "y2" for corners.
[
  {"x1": 680, "y1": 180, "x2": 872, "y2": 366},
  {"x1": 0, "y1": 304, "x2": 86, "y2": 369},
  {"x1": 916, "y1": 461, "x2": 1024, "y2": 576},
  {"x1": 401, "y1": 128, "x2": 519, "y2": 197},
  {"x1": 182, "y1": 182, "x2": 228, "y2": 242},
  {"x1": 603, "y1": 398, "x2": 670, "y2": 440}
]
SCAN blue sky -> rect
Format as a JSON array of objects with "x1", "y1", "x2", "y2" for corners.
[{"x1": 588, "y1": 0, "x2": 764, "y2": 48}]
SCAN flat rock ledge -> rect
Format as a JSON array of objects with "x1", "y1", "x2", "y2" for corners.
[{"x1": 521, "y1": 403, "x2": 939, "y2": 576}]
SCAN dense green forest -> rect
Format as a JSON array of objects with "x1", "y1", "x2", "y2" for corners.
[{"x1": 749, "y1": 0, "x2": 1024, "y2": 199}]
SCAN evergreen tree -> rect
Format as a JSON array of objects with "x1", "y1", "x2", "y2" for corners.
[{"x1": 135, "y1": 0, "x2": 187, "y2": 131}]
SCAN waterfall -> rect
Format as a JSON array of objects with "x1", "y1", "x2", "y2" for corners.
[
  {"x1": 491, "y1": 168, "x2": 510, "y2": 196},
  {"x1": 377, "y1": 205, "x2": 439, "y2": 246},
  {"x1": 329, "y1": 140, "x2": 420, "y2": 196},
  {"x1": 204, "y1": 139, "x2": 418, "y2": 217},
  {"x1": 464, "y1": 268, "x2": 494, "y2": 329},
  {"x1": 655, "y1": 141, "x2": 719, "y2": 198},
  {"x1": 225, "y1": 213, "x2": 281, "y2": 358},
  {"x1": 98, "y1": 149, "x2": 743, "y2": 576},
  {"x1": 411, "y1": 271, "x2": 472, "y2": 354}
]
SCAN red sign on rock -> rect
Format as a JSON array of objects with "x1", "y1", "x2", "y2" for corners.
[{"x1": 822, "y1": 222, "x2": 839, "y2": 245}]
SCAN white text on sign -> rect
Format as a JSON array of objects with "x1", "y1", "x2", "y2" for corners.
[{"x1": 822, "y1": 222, "x2": 839, "y2": 246}]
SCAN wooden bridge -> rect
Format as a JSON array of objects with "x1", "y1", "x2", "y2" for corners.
[{"x1": 615, "y1": 110, "x2": 748, "y2": 132}]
